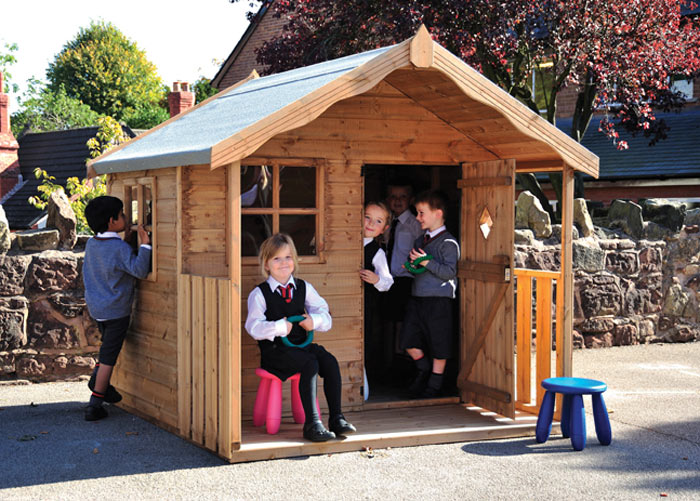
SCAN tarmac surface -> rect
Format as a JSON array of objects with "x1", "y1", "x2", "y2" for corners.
[{"x1": 1, "y1": 342, "x2": 699, "y2": 500}]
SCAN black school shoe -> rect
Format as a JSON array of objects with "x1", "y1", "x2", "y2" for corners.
[
  {"x1": 303, "y1": 422, "x2": 336, "y2": 442},
  {"x1": 87, "y1": 377, "x2": 122, "y2": 404},
  {"x1": 85, "y1": 405, "x2": 108, "y2": 421},
  {"x1": 329, "y1": 415, "x2": 356, "y2": 436}
]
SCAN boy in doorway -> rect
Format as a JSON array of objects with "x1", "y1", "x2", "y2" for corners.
[
  {"x1": 400, "y1": 190, "x2": 460, "y2": 398},
  {"x1": 383, "y1": 181, "x2": 423, "y2": 378},
  {"x1": 83, "y1": 196, "x2": 151, "y2": 421}
]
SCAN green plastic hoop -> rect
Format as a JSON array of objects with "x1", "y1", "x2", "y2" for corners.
[
  {"x1": 281, "y1": 315, "x2": 314, "y2": 348},
  {"x1": 404, "y1": 254, "x2": 433, "y2": 274}
]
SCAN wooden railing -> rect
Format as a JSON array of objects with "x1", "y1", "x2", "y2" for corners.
[{"x1": 514, "y1": 268, "x2": 564, "y2": 415}]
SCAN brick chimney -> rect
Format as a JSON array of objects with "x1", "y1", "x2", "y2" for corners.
[
  {"x1": 0, "y1": 71, "x2": 20, "y2": 199},
  {"x1": 168, "y1": 81, "x2": 195, "y2": 118}
]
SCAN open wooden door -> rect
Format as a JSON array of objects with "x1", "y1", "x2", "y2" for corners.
[{"x1": 457, "y1": 160, "x2": 515, "y2": 418}]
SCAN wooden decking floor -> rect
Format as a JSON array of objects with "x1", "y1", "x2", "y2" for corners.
[{"x1": 232, "y1": 402, "x2": 541, "y2": 463}]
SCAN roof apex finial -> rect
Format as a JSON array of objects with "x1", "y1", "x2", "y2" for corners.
[{"x1": 410, "y1": 24, "x2": 434, "y2": 68}]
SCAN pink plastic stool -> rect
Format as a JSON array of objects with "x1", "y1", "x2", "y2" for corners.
[{"x1": 253, "y1": 368, "x2": 320, "y2": 434}]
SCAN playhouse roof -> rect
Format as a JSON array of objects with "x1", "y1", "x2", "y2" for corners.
[{"x1": 89, "y1": 27, "x2": 598, "y2": 178}]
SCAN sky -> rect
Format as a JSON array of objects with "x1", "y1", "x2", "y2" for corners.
[{"x1": 1, "y1": 0, "x2": 258, "y2": 110}]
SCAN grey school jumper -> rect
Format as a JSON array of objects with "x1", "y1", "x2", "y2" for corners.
[
  {"x1": 83, "y1": 236, "x2": 151, "y2": 320},
  {"x1": 411, "y1": 230, "x2": 460, "y2": 298}
]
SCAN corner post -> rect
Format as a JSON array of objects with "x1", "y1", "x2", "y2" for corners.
[{"x1": 560, "y1": 165, "x2": 574, "y2": 377}]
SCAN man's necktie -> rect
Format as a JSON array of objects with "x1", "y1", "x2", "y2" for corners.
[{"x1": 387, "y1": 217, "x2": 399, "y2": 266}]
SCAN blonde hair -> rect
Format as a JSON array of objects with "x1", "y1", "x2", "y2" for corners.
[
  {"x1": 365, "y1": 201, "x2": 391, "y2": 244},
  {"x1": 259, "y1": 233, "x2": 300, "y2": 277}
]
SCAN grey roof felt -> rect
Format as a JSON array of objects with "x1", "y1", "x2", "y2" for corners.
[
  {"x1": 556, "y1": 107, "x2": 700, "y2": 181},
  {"x1": 92, "y1": 46, "x2": 394, "y2": 175}
]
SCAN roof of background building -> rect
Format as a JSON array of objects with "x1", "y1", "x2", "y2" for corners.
[
  {"x1": 556, "y1": 107, "x2": 700, "y2": 181},
  {"x1": 2, "y1": 126, "x2": 136, "y2": 229}
]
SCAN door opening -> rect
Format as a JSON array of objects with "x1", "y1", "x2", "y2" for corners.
[{"x1": 362, "y1": 164, "x2": 461, "y2": 403}]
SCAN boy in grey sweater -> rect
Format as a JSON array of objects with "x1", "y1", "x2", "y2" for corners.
[
  {"x1": 400, "y1": 190, "x2": 460, "y2": 398},
  {"x1": 83, "y1": 196, "x2": 151, "y2": 421}
]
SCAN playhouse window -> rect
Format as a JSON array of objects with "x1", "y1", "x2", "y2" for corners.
[
  {"x1": 123, "y1": 177, "x2": 156, "y2": 281},
  {"x1": 241, "y1": 162, "x2": 323, "y2": 259}
]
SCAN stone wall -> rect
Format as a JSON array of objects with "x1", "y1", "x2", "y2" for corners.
[
  {"x1": 515, "y1": 195, "x2": 700, "y2": 349},
  {"x1": 0, "y1": 246, "x2": 98, "y2": 381}
]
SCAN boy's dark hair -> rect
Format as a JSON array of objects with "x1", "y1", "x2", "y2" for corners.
[
  {"x1": 85, "y1": 196, "x2": 123, "y2": 234},
  {"x1": 415, "y1": 190, "x2": 448, "y2": 219}
]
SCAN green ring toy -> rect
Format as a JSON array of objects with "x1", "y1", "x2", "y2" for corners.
[
  {"x1": 404, "y1": 254, "x2": 433, "y2": 274},
  {"x1": 281, "y1": 315, "x2": 314, "y2": 348}
]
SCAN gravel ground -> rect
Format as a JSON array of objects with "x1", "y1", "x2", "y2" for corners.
[{"x1": 1, "y1": 342, "x2": 699, "y2": 500}]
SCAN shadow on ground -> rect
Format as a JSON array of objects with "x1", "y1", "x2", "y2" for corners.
[
  {"x1": 462, "y1": 417, "x2": 700, "y2": 493},
  {"x1": 0, "y1": 400, "x2": 224, "y2": 489}
]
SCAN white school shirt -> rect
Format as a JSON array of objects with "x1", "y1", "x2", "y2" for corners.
[
  {"x1": 245, "y1": 275, "x2": 332, "y2": 342},
  {"x1": 363, "y1": 237, "x2": 394, "y2": 292},
  {"x1": 388, "y1": 209, "x2": 424, "y2": 278}
]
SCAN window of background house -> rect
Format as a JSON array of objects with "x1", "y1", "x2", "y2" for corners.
[
  {"x1": 123, "y1": 177, "x2": 156, "y2": 280},
  {"x1": 241, "y1": 162, "x2": 323, "y2": 260}
]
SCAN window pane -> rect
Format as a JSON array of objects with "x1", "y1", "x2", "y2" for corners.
[
  {"x1": 280, "y1": 215, "x2": 316, "y2": 255},
  {"x1": 240, "y1": 165, "x2": 272, "y2": 208},
  {"x1": 143, "y1": 184, "x2": 153, "y2": 227},
  {"x1": 130, "y1": 186, "x2": 139, "y2": 224},
  {"x1": 279, "y1": 166, "x2": 315, "y2": 208},
  {"x1": 242, "y1": 214, "x2": 272, "y2": 257}
]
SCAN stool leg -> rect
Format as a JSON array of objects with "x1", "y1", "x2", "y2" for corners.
[
  {"x1": 535, "y1": 391, "x2": 556, "y2": 443},
  {"x1": 561, "y1": 394, "x2": 572, "y2": 438},
  {"x1": 266, "y1": 378, "x2": 282, "y2": 434},
  {"x1": 291, "y1": 375, "x2": 305, "y2": 424},
  {"x1": 253, "y1": 378, "x2": 271, "y2": 427},
  {"x1": 570, "y1": 394, "x2": 586, "y2": 451},
  {"x1": 592, "y1": 393, "x2": 612, "y2": 446}
]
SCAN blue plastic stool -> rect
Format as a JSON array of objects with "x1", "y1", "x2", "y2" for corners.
[{"x1": 535, "y1": 377, "x2": 612, "y2": 451}]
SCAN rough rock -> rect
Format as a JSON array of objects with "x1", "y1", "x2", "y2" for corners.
[
  {"x1": 47, "y1": 190, "x2": 77, "y2": 249},
  {"x1": 574, "y1": 198, "x2": 595, "y2": 237},
  {"x1": 606, "y1": 251, "x2": 639, "y2": 275},
  {"x1": 578, "y1": 316, "x2": 615, "y2": 334},
  {"x1": 608, "y1": 200, "x2": 644, "y2": 239},
  {"x1": 548, "y1": 224, "x2": 579, "y2": 244},
  {"x1": 666, "y1": 324, "x2": 699, "y2": 343},
  {"x1": 27, "y1": 299, "x2": 82, "y2": 350},
  {"x1": 0, "y1": 352, "x2": 16, "y2": 375},
  {"x1": 24, "y1": 251, "x2": 80, "y2": 296},
  {"x1": 0, "y1": 254, "x2": 31, "y2": 295},
  {"x1": 639, "y1": 247, "x2": 663, "y2": 273},
  {"x1": 641, "y1": 199, "x2": 686, "y2": 232},
  {"x1": 514, "y1": 229, "x2": 536, "y2": 246},
  {"x1": 576, "y1": 274, "x2": 623, "y2": 318},
  {"x1": 0, "y1": 204, "x2": 10, "y2": 253},
  {"x1": 572, "y1": 239, "x2": 605, "y2": 272},
  {"x1": 525, "y1": 248, "x2": 560, "y2": 271},
  {"x1": 516, "y1": 191, "x2": 552, "y2": 238},
  {"x1": 685, "y1": 208, "x2": 700, "y2": 227},
  {"x1": 0, "y1": 297, "x2": 29, "y2": 351},
  {"x1": 15, "y1": 354, "x2": 95, "y2": 381},
  {"x1": 613, "y1": 323, "x2": 638, "y2": 346},
  {"x1": 663, "y1": 281, "x2": 690, "y2": 317},
  {"x1": 644, "y1": 221, "x2": 673, "y2": 240},
  {"x1": 583, "y1": 332, "x2": 613, "y2": 348},
  {"x1": 16, "y1": 229, "x2": 60, "y2": 251}
]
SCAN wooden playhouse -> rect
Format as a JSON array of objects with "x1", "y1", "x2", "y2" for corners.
[{"x1": 88, "y1": 27, "x2": 598, "y2": 462}]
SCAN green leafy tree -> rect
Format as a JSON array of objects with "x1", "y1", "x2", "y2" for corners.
[
  {"x1": 11, "y1": 79, "x2": 103, "y2": 137},
  {"x1": 46, "y1": 21, "x2": 167, "y2": 129},
  {"x1": 193, "y1": 76, "x2": 218, "y2": 104},
  {"x1": 0, "y1": 40, "x2": 19, "y2": 94},
  {"x1": 29, "y1": 116, "x2": 129, "y2": 234}
]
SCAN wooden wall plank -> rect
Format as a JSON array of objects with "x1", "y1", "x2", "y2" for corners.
[
  {"x1": 191, "y1": 275, "x2": 205, "y2": 444},
  {"x1": 204, "y1": 277, "x2": 218, "y2": 450},
  {"x1": 177, "y1": 274, "x2": 192, "y2": 437},
  {"x1": 535, "y1": 277, "x2": 553, "y2": 406}
]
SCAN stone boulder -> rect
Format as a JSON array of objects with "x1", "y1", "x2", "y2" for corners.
[
  {"x1": 663, "y1": 280, "x2": 690, "y2": 317},
  {"x1": 572, "y1": 238, "x2": 605, "y2": 272},
  {"x1": 575, "y1": 273, "x2": 623, "y2": 319},
  {"x1": 15, "y1": 354, "x2": 95, "y2": 382},
  {"x1": 516, "y1": 191, "x2": 552, "y2": 238},
  {"x1": 24, "y1": 251, "x2": 81, "y2": 296},
  {"x1": 514, "y1": 229, "x2": 537, "y2": 246},
  {"x1": 0, "y1": 254, "x2": 31, "y2": 295},
  {"x1": 0, "y1": 204, "x2": 10, "y2": 253},
  {"x1": 47, "y1": 190, "x2": 77, "y2": 249},
  {"x1": 548, "y1": 224, "x2": 579, "y2": 244},
  {"x1": 608, "y1": 200, "x2": 644, "y2": 239},
  {"x1": 644, "y1": 221, "x2": 673, "y2": 240},
  {"x1": 16, "y1": 229, "x2": 60, "y2": 251},
  {"x1": 574, "y1": 198, "x2": 595, "y2": 237},
  {"x1": 640, "y1": 199, "x2": 686, "y2": 232},
  {"x1": 0, "y1": 297, "x2": 29, "y2": 351},
  {"x1": 685, "y1": 208, "x2": 700, "y2": 227}
]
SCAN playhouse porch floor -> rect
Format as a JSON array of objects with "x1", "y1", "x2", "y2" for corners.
[{"x1": 232, "y1": 400, "x2": 544, "y2": 463}]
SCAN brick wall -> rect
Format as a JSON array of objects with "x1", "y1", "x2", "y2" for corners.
[{"x1": 216, "y1": 7, "x2": 287, "y2": 89}]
